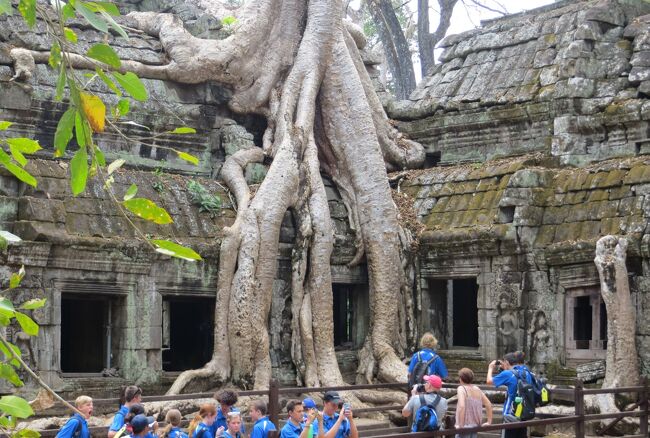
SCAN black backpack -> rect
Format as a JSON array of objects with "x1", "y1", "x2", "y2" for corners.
[
  {"x1": 412, "y1": 394, "x2": 441, "y2": 432},
  {"x1": 408, "y1": 352, "x2": 438, "y2": 387},
  {"x1": 513, "y1": 369, "x2": 536, "y2": 421}
]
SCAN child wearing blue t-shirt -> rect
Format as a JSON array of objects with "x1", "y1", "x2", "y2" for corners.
[{"x1": 188, "y1": 403, "x2": 217, "y2": 438}]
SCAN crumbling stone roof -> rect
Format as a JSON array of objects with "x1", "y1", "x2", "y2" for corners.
[
  {"x1": 403, "y1": 154, "x2": 650, "y2": 263},
  {"x1": 391, "y1": 0, "x2": 650, "y2": 166}
]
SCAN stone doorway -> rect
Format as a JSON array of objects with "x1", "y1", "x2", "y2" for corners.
[
  {"x1": 333, "y1": 284, "x2": 368, "y2": 349},
  {"x1": 162, "y1": 297, "x2": 215, "y2": 371},
  {"x1": 423, "y1": 278, "x2": 479, "y2": 349},
  {"x1": 565, "y1": 287, "x2": 607, "y2": 360},
  {"x1": 61, "y1": 295, "x2": 114, "y2": 373}
]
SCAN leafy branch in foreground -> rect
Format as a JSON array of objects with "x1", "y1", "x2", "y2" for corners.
[{"x1": 0, "y1": 0, "x2": 204, "y2": 262}]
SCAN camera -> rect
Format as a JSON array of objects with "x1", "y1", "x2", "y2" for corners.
[
  {"x1": 416, "y1": 384, "x2": 426, "y2": 393},
  {"x1": 495, "y1": 360, "x2": 503, "y2": 372}
]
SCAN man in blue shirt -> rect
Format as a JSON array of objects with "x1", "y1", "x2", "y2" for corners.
[
  {"x1": 56, "y1": 396, "x2": 93, "y2": 438},
  {"x1": 487, "y1": 352, "x2": 532, "y2": 438},
  {"x1": 320, "y1": 392, "x2": 357, "y2": 438},
  {"x1": 280, "y1": 400, "x2": 322, "y2": 438},
  {"x1": 211, "y1": 390, "x2": 246, "y2": 437},
  {"x1": 109, "y1": 386, "x2": 142, "y2": 438},
  {"x1": 249, "y1": 400, "x2": 277, "y2": 438},
  {"x1": 407, "y1": 333, "x2": 448, "y2": 380}
]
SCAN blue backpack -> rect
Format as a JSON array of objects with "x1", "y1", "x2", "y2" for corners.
[{"x1": 412, "y1": 394, "x2": 441, "y2": 432}]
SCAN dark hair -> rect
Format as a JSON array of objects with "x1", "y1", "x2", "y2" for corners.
[
  {"x1": 514, "y1": 351, "x2": 525, "y2": 364},
  {"x1": 120, "y1": 386, "x2": 143, "y2": 406},
  {"x1": 503, "y1": 352, "x2": 517, "y2": 365},
  {"x1": 251, "y1": 400, "x2": 267, "y2": 416},
  {"x1": 286, "y1": 399, "x2": 302, "y2": 413},
  {"x1": 458, "y1": 368, "x2": 474, "y2": 384},
  {"x1": 125, "y1": 403, "x2": 145, "y2": 423},
  {"x1": 215, "y1": 390, "x2": 238, "y2": 406}
]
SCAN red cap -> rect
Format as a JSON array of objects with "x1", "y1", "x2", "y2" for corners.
[{"x1": 423, "y1": 375, "x2": 442, "y2": 389}]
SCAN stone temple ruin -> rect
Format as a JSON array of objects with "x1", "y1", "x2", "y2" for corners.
[{"x1": 1, "y1": 0, "x2": 650, "y2": 396}]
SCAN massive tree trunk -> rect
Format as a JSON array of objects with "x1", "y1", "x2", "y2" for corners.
[
  {"x1": 589, "y1": 236, "x2": 641, "y2": 422},
  {"x1": 124, "y1": 0, "x2": 424, "y2": 392},
  {"x1": 366, "y1": 0, "x2": 417, "y2": 99}
]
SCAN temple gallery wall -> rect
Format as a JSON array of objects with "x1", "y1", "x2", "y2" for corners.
[{"x1": 1, "y1": 0, "x2": 650, "y2": 396}]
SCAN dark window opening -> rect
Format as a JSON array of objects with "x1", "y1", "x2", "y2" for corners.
[
  {"x1": 424, "y1": 151, "x2": 442, "y2": 168},
  {"x1": 423, "y1": 279, "x2": 449, "y2": 349},
  {"x1": 452, "y1": 279, "x2": 479, "y2": 348},
  {"x1": 61, "y1": 295, "x2": 110, "y2": 373},
  {"x1": 498, "y1": 206, "x2": 515, "y2": 223},
  {"x1": 139, "y1": 144, "x2": 152, "y2": 158},
  {"x1": 333, "y1": 284, "x2": 368, "y2": 349},
  {"x1": 424, "y1": 278, "x2": 479, "y2": 349},
  {"x1": 573, "y1": 296, "x2": 592, "y2": 349},
  {"x1": 600, "y1": 301, "x2": 608, "y2": 349},
  {"x1": 162, "y1": 297, "x2": 215, "y2": 371}
]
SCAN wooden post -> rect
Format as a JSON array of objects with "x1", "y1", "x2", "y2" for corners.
[
  {"x1": 574, "y1": 379, "x2": 585, "y2": 438},
  {"x1": 269, "y1": 378, "x2": 280, "y2": 428},
  {"x1": 641, "y1": 377, "x2": 649, "y2": 438}
]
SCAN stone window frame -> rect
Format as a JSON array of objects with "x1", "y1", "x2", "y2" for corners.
[{"x1": 564, "y1": 286, "x2": 606, "y2": 361}]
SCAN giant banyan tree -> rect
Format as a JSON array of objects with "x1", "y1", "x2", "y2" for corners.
[{"x1": 115, "y1": 0, "x2": 425, "y2": 392}]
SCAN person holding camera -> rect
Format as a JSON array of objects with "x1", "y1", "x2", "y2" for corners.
[
  {"x1": 319, "y1": 392, "x2": 357, "y2": 438},
  {"x1": 487, "y1": 352, "x2": 532, "y2": 438},
  {"x1": 401, "y1": 375, "x2": 448, "y2": 429}
]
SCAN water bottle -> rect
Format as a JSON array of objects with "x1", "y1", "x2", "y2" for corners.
[
  {"x1": 308, "y1": 423, "x2": 314, "y2": 438},
  {"x1": 514, "y1": 396, "x2": 523, "y2": 418}
]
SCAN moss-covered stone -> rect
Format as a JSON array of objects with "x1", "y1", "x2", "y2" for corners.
[
  {"x1": 624, "y1": 165, "x2": 650, "y2": 184},
  {"x1": 587, "y1": 189, "x2": 609, "y2": 202}
]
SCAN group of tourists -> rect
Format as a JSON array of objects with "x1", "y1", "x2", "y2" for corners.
[{"x1": 56, "y1": 332, "x2": 546, "y2": 438}]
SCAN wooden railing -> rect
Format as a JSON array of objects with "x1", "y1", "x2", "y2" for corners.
[{"x1": 33, "y1": 378, "x2": 648, "y2": 438}]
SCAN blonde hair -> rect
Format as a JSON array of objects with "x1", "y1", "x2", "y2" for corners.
[
  {"x1": 420, "y1": 332, "x2": 438, "y2": 349},
  {"x1": 159, "y1": 409, "x2": 182, "y2": 438},
  {"x1": 188, "y1": 404, "x2": 216, "y2": 438},
  {"x1": 226, "y1": 412, "x2": 241, "y2": 424},
  {"x1": 75, "y1": 396, "x2": 92, "y2": 408}
]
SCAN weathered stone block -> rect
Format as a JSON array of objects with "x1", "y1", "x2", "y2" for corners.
[{"x1": 513, "y1": 206, "x2": 544, "y2": 226}]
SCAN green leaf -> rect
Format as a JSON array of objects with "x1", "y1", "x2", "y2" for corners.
[
  {"x1": 0, "y1": 298, "x2": 15, "y2": 319},
  {"x1": 87, "y1": 43, "x2": 121, "y2": 69},
  {"x1": 19, "y1": 298, "x2": 46, "y2": 310},
  {"x1": 0, "y1": 363, "x2": 23, "y2": 387},
  {"x1": 64, "y1": 27, "x2": 78, "y2": 43},
  {"x1": 93, "y1": 2, "x2": 120, "y2": 16},
  {"x1": 7, "y1": 138, "x2": 41, "y2": 154},
  {"x1": 222, "y1": 16, "x2": 237, "y2": 26},
  {"x1": 94, "y1": 146, "x2": 106, "y2": 167},
  {"x1": 8, "y1": 146, "x2": 26, "y2": 167},
  {"x1": 49, "y1": 41, "x2": 62, "y2": 69},
  {"x1": 15, "y1": 312, "x2": 38, "y2": 336},
  {"x1": 0, "y1": 396, "x2": 34, "y2": 418},
  {"x1": 115, "y1": 98, "x2": 129, "y2": 117},
  {"x1": 18, "y1": 0, "x2": 35, "y2": 27},
  {"x1": 55, "y1": 66, "x2": 67, "y2": 101},
  {"x1": 122, "y1": 198, "x2": 173, "y2": 224},
  {"x1": 0, "y1": 150, "x2": 37, "y2": 187},
  {"x1": 0, "y1": 341, "x2": 21, "y2": 367},
  {"x1": 151, "y1": 239, "x2": 202, "y2": 261},
  {"x1": 61, "y1": 3, "x2": 75, "y2": 21},
  {"x1": 54, "y1": 108, "x2": 75, "y2": 158},
  {"x1": 112, "y1": 72, "x2": 148, "y2": 101},
  {"x1": 70, "y1": 148, "x2": 88, "y2": 196},
  {"x1": 74, "y1": 1, "x2": 108, "y2": 33},
  {"x1": 9, "y1": 265, "x2": 25, "y2": 289},
  {"x1": 74, "y1": 111, "x2": 90, "y2": 148},
  {"x1": 99, "y1": 10, "x2": 128, "y2": 39},
  {"x1": 123, "y1": 183, "x2": 137, "y2": 201},
  {"x1": 0, "y1": 0, "x2": 12, "y2": 16},
  {"x1": 176, "y1": 151, "x2": 199, "y2": 165},
  {"x1": 169, "y1": 127, "x2": 196, "y2": 134},
  {"x1": 12, "y1": 429, "x2": 40, "y2": 438},
  {"x1": 97, "y1": 68, "x2": 122, "y2": 97},
  {"x1": 0, "y1": 121, "x2": 12, "y2": 130},
  {"x1": 107, "y1": 158, "x2": 125, "y2": 175}
]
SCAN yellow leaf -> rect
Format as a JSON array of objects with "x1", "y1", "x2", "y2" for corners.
[{"x1": 80, "y1": 93, "x2": 106, "y2": 133}]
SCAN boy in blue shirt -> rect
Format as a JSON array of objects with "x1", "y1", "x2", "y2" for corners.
[
  {"x1": 487, "y1": 352, "x2": 533, "y2": 438},
  {"x1": 407, "y1": 333, "x2": 448, "y2": 380},
  {"x1": 280, "y1": 400, "x2": 322, "y2": 438},
  {"x1": 320, "y1": 392, "x2": 357, "y2": 438},
  {"x1": 249, "y1": 400, "x2": 277, "y2": 438},
  {"x1": 56, "y1": 396, "x2": 93, "y2": 438},
  {"x1": 109, "y1": 386, "x2": 142, "y2": 438},
  {"x1": 211, "y1": 390, "x2": 246, "y2": 437}
]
